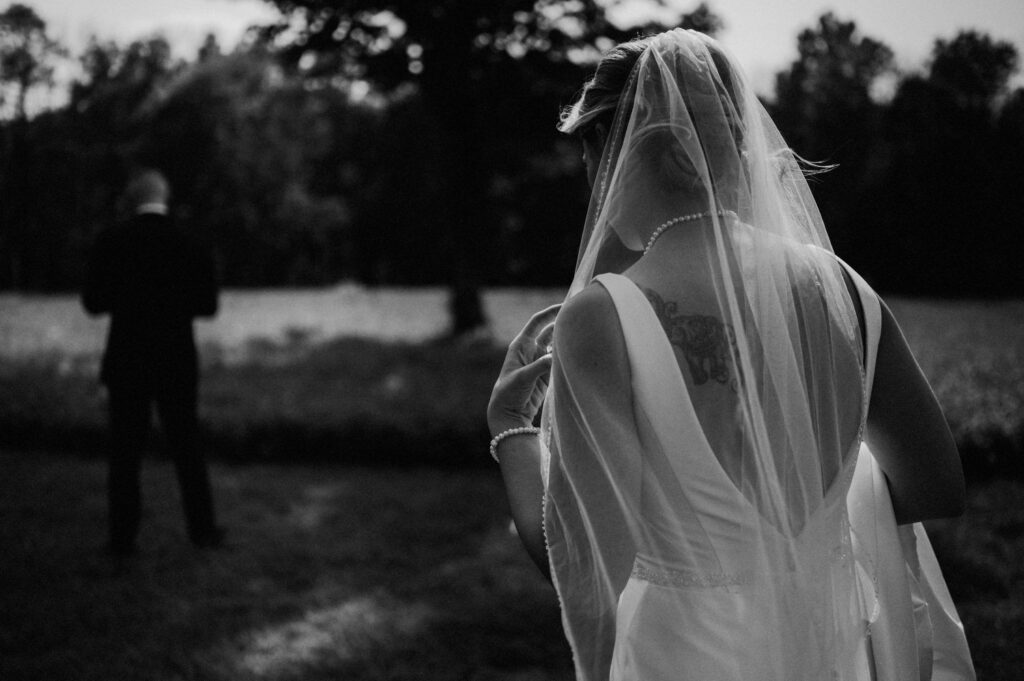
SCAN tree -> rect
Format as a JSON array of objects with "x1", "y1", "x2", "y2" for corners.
[
  {"x1": 198, "y1": 33, "x2": 222, "y2": 63},
  {"x1": 0, "y1": 3, "x2": 63, "y2": 120},
  {"x1": 878, "y1": 31, "x2": 1021, "y2": 294},
  {"x1": 71, "y1": 36, "x2": 181, "y2": 132},
  {"x1": 996, "y1": 88, "x2": 1024, "y2": 293},
  {"x1": 139, "y1": 46, "x2": 363, "y2": 285},
  {"x1": 771, "y1": 13, "x2": 893, "y2": 274},
  {"x1": 929, "y1": 30, "x2": 1018, "y2": 112},
  {"x1": 773, "y1": 13, "x2": 893, "y2": 155},
  {"x1": 258, "y1": 0, "x2": 722, "y2": 334},
  {"x1": 0, "y1": 25, "x2": 380, "y2": 291},
  {"x1": 0, "y1": 3, "x2": 66, "y2": 287},
  {"x1": 66, "y1": 36, "x2": 183, "y2": 263}
]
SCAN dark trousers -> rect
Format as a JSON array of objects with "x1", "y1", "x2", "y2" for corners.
[{"x1": 107, "y1": 379, "x2": 217, "y2": 550}]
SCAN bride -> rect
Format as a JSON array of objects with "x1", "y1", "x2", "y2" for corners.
[{"x1": 487, "y1": 29, "x2": 974, "y2": 681}]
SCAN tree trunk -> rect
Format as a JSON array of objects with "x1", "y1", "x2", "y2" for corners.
[{"x1": 425, "y1": 24, "x2": 488, "y2": 338}]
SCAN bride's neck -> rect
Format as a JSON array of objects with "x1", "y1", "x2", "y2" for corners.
[
  {"x1": 646, "y1": 215, "x2": 722, "y2": 253},
  {"x1": 625, "y1": 219, "x2": 721, "y2": 285}
]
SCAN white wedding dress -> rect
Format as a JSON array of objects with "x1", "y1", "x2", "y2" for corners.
[
  {"x1": 604, "y1": 269, "x2": 863, "y2": 681},
  {"x1": 542, "y1": 269, "x2": 973, "y2": 681}
]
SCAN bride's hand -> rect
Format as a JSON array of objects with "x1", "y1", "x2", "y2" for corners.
[{"x1": 488, "y1": 304, "x2": 561, "y2": 436}]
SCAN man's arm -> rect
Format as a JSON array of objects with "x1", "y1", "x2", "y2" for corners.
[
  {"x1": 187, "y1": 239, "x2": 219, "y2": 318},
  {"x1": 82, "y1": 232, "x2": 113, "y2": 315}
]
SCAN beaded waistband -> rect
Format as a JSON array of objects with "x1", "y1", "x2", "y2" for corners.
[
  {"x1": 630, "y1": 561, "x2": 754, "y2": 589},
  {"x1": 630, "y1": 544, "x2": 852, "y2": 591}
]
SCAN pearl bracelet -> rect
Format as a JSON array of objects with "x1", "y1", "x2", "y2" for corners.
[{"x1": 489, "y1": 426, "x2": 541, "y2": 463}]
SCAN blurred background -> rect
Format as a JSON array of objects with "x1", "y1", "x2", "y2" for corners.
[{"x1": 1, "y1": 1, "x2": 1022, "y2": 680}]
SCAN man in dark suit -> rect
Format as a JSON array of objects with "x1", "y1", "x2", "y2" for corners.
[{"x1": 83, "y1": 169, "x2": 222, "y2": 556}]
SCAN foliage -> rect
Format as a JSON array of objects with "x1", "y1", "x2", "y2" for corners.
[
  {"x1": 861, "y1": 31, "x2": 1024, "y2": 295},
  {"x1": 255, "y1": 0, "x2": 722, "y2": 330},
  {"x1": 0, "y1": 32, "x2": 377, "y2": 289},
  {"x1": 1, "y1": 292, "x2": 1022, "y2": 476},
  {"x1": 0, "y1": 3, "x2": 65, "y2": 291},
  {"x1": 773, "y1": 12, "x2": 894, "y2": 152},
  {"x1": 0, "y1": 3, "x2": 1023, "y2": 296},
  {"x1": 0, "y1": 34, "x2": 181, "y2": 290},
  {"x1": 770, "y1": 17, "x2": 1024, "y2": 296},
  {"x1": 769, "y1": 13, "x2": 893, "y2": 271},
  {"x1": 930, "y1": 30, "x2": 1019, "y2": 111},
  {"x1": 0, "y1": 2, "x2": 63, "y2": 120},
  {"x1": 138, "y1": 47, "x2": 365, "y2": 285}
]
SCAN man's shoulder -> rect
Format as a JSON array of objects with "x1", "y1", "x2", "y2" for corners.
[
  {"x1": 134, "y1": 211, "x2": 174, "y2": 228},
  {"x1": 129, "y1": 212, "x2": 196, "y2": 243},
  {"x1": 103, "y1": 212, "x2": 172, "y2": 234},
  {"x1": 98, "y1": 214, "x2": 202, "y2": 260}
]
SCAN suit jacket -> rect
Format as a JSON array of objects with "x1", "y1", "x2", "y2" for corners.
[{"x1": 82, "y1": 212, "x2": 218, "y2": 387}]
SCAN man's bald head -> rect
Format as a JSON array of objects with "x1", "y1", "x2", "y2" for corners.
[{"x1": 124, "y1": 169, "x2": 171, "y2": 209}]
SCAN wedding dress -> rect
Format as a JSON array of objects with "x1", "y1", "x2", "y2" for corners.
[{"x1": 540, "y1": 29, "x2": 973, "y2": 681}]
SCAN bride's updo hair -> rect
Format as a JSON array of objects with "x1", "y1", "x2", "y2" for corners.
[
  {"x1": 558, "y1": 36, "x2": 654, "y2": 138},
  {"x1": 562, "y1": 32, "x2": 749, "y2": 209}
]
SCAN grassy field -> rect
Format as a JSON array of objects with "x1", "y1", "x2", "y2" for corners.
[
  {"x1": 0, "y1": 287, "x2": 566, "y2": 465},
  {"x1": 1, "y1": 452, "x2": 1022, "y2": 681},
  {"x1": 0, "y1": 452, "x2": 572, "y2": 681},
  {"x1": 1, "y1": 289, "x2": 1022, "y2": 472},
  {"x1": 1, "y1": 289, "x2": 1022, "y2": 679},
  {"x1": 886, "y1": 298, "x2": 1024, "y2": 473},
  {"x1": 0, "y1": 450, "x2": 1019, "y2": 679},
  {"x1": 0, "y1": 286, "x2": 565, "y2": 361}
]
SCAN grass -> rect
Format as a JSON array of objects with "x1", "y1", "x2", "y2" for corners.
[
  {"x1": 0, "y1": 287, "x2": 569, "y2": 466},
  {"x1": 2, "y1": 296, "x2": 1023, "y2": 474},
  {"x1": 1, "y1": 292, "x2": 1021, "y2": 679},
  {"x1": 0, "y1": 452, "x2": 573, "y2": 681},
  {"x1": 1, "y1": 451, "x2": 1021, "y2": 681},
  {"x1": 0, "y1": 286, "x2": 566, "y2": 360},
  {"x1": 198, "y1": 335, "x2": 504, "y2": 465},
  {"x1": 0, "y1": 335, "x2": 506, "y2": 466},
  {"x1": 887, "y1": 298, "x2": 1024, "y2": 477}
]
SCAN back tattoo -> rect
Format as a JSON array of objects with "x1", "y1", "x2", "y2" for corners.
[{"x1": 641, "y1": 286, "x2": 740, "y2": 390}]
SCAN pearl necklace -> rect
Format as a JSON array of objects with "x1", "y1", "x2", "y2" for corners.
[{"x1": 643, "y1": 209, "x2": 730, "y2": 255}]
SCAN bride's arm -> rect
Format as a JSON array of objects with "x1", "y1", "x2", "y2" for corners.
[
  {"x1": 865, "y1": 299, "x2": 966, "y2": 524},
  {"x1": 546, "y1": 284, "x2": 640, "y2": 590},
  {"x1": 488, "y1": 305, "x2": 559, "y2": 580},
  {"x1": 495, "y1": 436, "x2": 551, "y2": 580}
]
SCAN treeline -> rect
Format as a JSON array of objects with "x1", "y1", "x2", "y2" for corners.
[
  {"x1": 771, "y1": 15, "x2": 1024, "y2": 296},
  {"x1": 0, "y1": 3, "x2": 1022, "y2": 296}
]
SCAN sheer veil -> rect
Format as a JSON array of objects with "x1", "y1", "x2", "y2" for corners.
[
  {"x1": 567, "y1": 28, "x2": 865, "y2": 513},
  {"x1": 541, "y1": 29, "x2": 879, "y2": 680}
]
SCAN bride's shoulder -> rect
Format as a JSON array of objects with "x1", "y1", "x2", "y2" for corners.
[
  {"x1": 557, "y1": 281, "x2": 618, "y2": 336},
  {"x1": 554, "y1": 281, "x2": 626, "y2": 373}
]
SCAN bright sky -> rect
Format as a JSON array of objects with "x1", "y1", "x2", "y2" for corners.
[{"x1": 24, "y1": 0, "x2": 1024, "y2": 95}]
